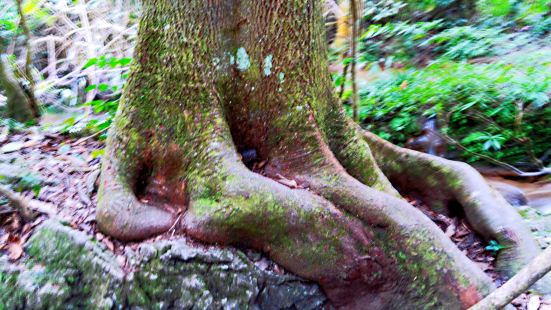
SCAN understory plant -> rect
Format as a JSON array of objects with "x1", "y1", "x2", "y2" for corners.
[{"x1": 356, "y1": 57, "x2": 550, "y2": 166}]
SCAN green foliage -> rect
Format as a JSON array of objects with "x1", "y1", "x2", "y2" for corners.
[
  {"x1": 356, "y1": 56, "x2": 551, "y2": 164},
  {"x1": 60, "y1": 56, "x2": 131, "y2": 138},
  {"x1": 364, "y1": 0, "x2": 407, "y2": 21},
  {"x1": 0, "y1": 0, "x2": 53, "y2": 51},
  {"x1": 485, "y1": 240, "x2": 507, "y2": 253},
  {"x1": 90, "y1": 148, "x2": 105, "y2": 159},
  {"x1": 359, "y1": 20, "x2": 443, "y2": 64},
  {"x1": 14, "y1": 174, "x2": 42, "y2": 197},
  {"x1": 0, "y1": 118, "x2": 31, "y2": 132},
  {"x1": 477, "y1": 0, "x2": 514, "y2": 17},
  {"x1": 424, "y1": 25, "x2": 504, "y2": 60},
  {"x1": 403, "y1": 0, "x2": 457, "y2": 14},
  {"x1": 344, "y1": 0, "x2": 550, "y2": 168},
  {"x1": 478, "y1": 0, "x2": 550, "y2": 26},
  {"x1": 83, "y1": 56, "x2": 132, "y2": 70},
  {"x1": 0, "y1": 173, "x2": 42, "y2": 197},
  {"x1": 0, "y1": 4, "x2": 18, "y2": 51}
]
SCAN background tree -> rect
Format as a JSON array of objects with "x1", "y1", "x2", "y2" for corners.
[
  {"x1": 0, "y1": 0, "x2": 40, "y2": 122},
  {"x1": 97, "y1": 0, "x2": 550, "y2": 308},
  {"x1": 0, "y1": 55, "x2": 38, "y2": 122}
]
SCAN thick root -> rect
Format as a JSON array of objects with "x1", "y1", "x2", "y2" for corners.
[
  {"x1": 180, "y1": 158, "x2": 494, "y2": 309},
  {"x1": 364, "y1": 131, "x2": 551, "y2": 293},
  {"x1": 96, "y1": 158, "x2": 175, "y2": 241},
  {"x1": 323, "y1": 107, "x2": 399, "y2": 195}
]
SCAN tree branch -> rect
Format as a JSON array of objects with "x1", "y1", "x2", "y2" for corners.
[
  {"x1": 469, "y1": 246, "x2": 551, "y2": 310},
  {"x1": 0, "y1": 185, "x2": 56, "y2": 221}
]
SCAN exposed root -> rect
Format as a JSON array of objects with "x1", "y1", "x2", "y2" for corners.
[
  {"x1": 323, "y1": 107, "x2": 398, "y2": 195},
  {"x1": 178, "y1": 154, "x2": 494, "y2": 308},
  {"x1": 301, "y1": 169, "x2": 494, "y2": 305},
  {"x1": 364, "y1": 131, "x2": 551, "y2": 293},
  {"x1": 96, "y1": 159, "x2": 175, "y2": 241}
]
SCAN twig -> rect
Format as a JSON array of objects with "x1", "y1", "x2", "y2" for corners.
[
  {"x1": 169, "y1": 211, "x2": 184, "y2": 237},
  {"x1": 469, "y1": 246, "x2": 551, "y2": 310},
  {"x1": 0, "y1": 185, "x2": 38, "y2": 221},
  {"x1": 338, "y1": 58, "x2": 350, "y2": 99},
  {"x1": 349, "y1": 0, "x2": 359, "y2": 122},
  {"x1": 0, "y1": 185, "x2": 57, "y2": 222},
  {"x1": 437, "y1": 131, "x2": 550, "y2": 177},
  {"x1": 73, "y1": 126, "x2": 110, "y2": 145}
]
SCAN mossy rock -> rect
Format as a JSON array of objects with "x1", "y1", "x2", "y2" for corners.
[{"x1": 0, "y1": 219, "x2": 328, "y2": 309}]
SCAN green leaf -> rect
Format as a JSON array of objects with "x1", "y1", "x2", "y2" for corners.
[
  {"x1": 334, "y1": 75, "x2": 345, "y2": 87},
  {"x1": 118, "y1": 57, "x2": 132, "y2": 66},
  {"x1": 342, "y1": 57, "x2": 354, "y2": 65},
  {"x1": 83, "y1": 58, "x2": 98, "y2": 69},
  {"x1": 485, "y1": 240, "x2": 507, "y2": 253},
  {"x1": 91, "y1": 149, "x2": 105, "y2": 159},
  {"x1": 98, "y1": 84, "x2": 109, "y2": 92},
  {"x1": 461, "y1": 132, "x2": 487, "y2": 144},
  {"x1": 85, "y1": 84, "x2": 97, "y2": 92}
]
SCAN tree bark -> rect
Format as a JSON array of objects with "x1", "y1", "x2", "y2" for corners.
[
  {"x1": 97, "y1": 1, "x2": 548, "y2": 308},
  {"x1": 15, "y1": 0, "x2": 41, "y2": 119},
  {"x1": 0, "y1": 55, "x2": 38, "y2": 122}
]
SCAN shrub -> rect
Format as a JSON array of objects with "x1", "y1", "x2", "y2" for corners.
[{"x1": 355, "y1": 55, "x2": 550, "y2": 166}]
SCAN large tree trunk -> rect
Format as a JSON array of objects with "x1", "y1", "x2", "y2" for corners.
[{"x1": 97, "y1": 1, "x2": 549, "y2": 308}]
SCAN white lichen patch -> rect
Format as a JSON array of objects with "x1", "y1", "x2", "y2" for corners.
[
  {"x1": 236, "y1": 47, "x2": 250, "y2": 72},
  {"x1": 278, "y1": 72, "x2": 285, "y2": 84},
  {"x1": 263, "y1": 55, "x2": 273, "y2": 76}
]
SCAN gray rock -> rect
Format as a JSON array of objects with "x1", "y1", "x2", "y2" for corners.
[
  {"x1": 489, "y1": 182, "x2": 529, "y2": 206},
  {"x1": 0, "y1": 219, "x2": 328, "y2": 309}
]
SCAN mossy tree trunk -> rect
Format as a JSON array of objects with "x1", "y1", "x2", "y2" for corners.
[
  {"x1": 97, "y1": 1, "x2": 549, "y2": 308},
  {"x1": 0, "y1": 55, "x2": 39, "y2": 122}
]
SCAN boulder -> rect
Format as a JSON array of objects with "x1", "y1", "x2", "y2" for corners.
[{"x1": 0, "y1": 220, "x2": 328, "y2": 309}]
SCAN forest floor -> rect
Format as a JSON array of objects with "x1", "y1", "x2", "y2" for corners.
[{"x1": 1, "y1": 118, "x2": 551, "y2": 309}]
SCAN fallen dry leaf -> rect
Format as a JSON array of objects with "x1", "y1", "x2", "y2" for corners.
[
  {"x1": 445, "y1": 223, "x2": 456, "y2": 237},
  {"x1": 7, "y1": 237, "x2": 23, "y2": 261},
  {"x1": 0, "y1": 234, "x2": 9, "y2": 248},
  {"x1": 1, "y1": 141, "x2": 25, "y2": 153},
  {"x1": 0, "y1": 127, "x2": 9, "y2": 143},
  {"x1": 475, "y1": 262, "x2": 491, "y2": 272},
  {"x1": 23, "y1": 139, "x2": 41, "y2": 149},
  {"x1": 275, "y1": 174, "x2": 298, "y2": 188},
  {"x1": 527, "y1": 296, "x2": 541, "y2": 310},
  {"x1": 273, "y1": 263, "x2": 284, "y2": 274},
  {"x1": 103, "y1": 238, "x2": 115, "y2": 251},
  {"x1": 6, "y1": 213, "x2": 21, "y2": 233},
  {"x1": 117, "y1": 255, "x2": 126, "y2": 267}
]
